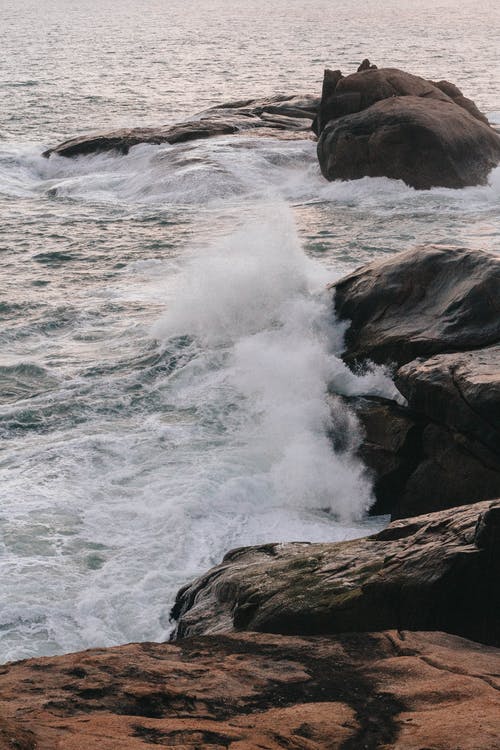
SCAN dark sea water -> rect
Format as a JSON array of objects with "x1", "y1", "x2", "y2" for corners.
[{"x1": 0, "y1": 0, "x2": 499, "y2": 662}]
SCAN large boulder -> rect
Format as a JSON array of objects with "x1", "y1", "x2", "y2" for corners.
[
  {"x1": 314, "y1": 66, "x2": 451, "y2": 135},
  {"x1": 171, "y1": 500, "x2": 500, "y2": 646},
  {"x1": 43, "y1": 95, "x2": 319, "y2": 158},
  {"x1": 317, "y1": 96, "x2": 500, "y2": 189},
  {"x1": 314, "y1": 64, "x2": 500, "y2": 189},
  {"x1": 333, "y1": 247, "x2": 500, "y2": 517},
  {"x1": 0, "y1": 630, "x2": 499, "y2": 749},
  {"x1": 333, "y1": 245, "x2": 500, "y2": 368}
]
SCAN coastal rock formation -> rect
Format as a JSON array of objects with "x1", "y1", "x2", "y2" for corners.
[
  {"x1": 396, "y1": 346, "x2": 500, "y2": 455},
  {"x1": 43, "y1": 95, "x2": 319, "y2": 158},
  {"x1": 334, "y1": 245, "x2": 500, "y2": 368},
  {"x1": 0, "y1": 630, "x2": 499, "y2": 749},
  {"x1": 332, "y1": 246, "x2": 500, "y2": 517},
  {"x1": 315, "y1": 64, "x2": 500, "y2": 189},
  {"x1": 171, "y1": 500, "x2": 500, "y2": 645}
]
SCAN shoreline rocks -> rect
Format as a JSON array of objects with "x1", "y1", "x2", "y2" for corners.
[
  {"x1": 171, "y1": 500, "x2": 500, "y2": 646},
  {"x1": 334, "y1": 245, "x2": 500, "y2": 368},
  {"x1": 0, "y1": 629, "x2": 498, "y2": 749},
  {"x1": 333, "y1": 245, "x2": 500, "y2": 518}
]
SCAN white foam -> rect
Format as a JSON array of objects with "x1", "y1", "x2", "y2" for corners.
[
  {"x1": 2, "y1": 137, "x2": 500, "y2": 214},
  {"x1": 155, "y1": 205, "x2": 398, "y2": 521}
]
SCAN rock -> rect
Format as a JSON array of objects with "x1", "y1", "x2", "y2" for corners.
[
  {"x1": 171, "y1": 500, "x2": 500, "y2": 646},
  {"x1": 43, "y1": 95, "x2": 320, "y2": 158},
  {"x1": 345, "y1": 396, "x2": 422, "y2": 516},
  {"x1": 0, "y1": 630, "x2": 498, "y2": 749},
  {"x1": 317, "y1": 67, "x2": 451, "y2": 130},
  {"x1": 396, "y1": 346, "x2": 500, "y2": 454},
  {"x1": 313, "y1": 64, "x2": 499, "y2": 188},
  {"x1": 333, "y1": 245, "x2": 500, "y2": 367},
  {"x1": 334, "y1": 249, "x2": 500, "y2": 518},
  {"x1": 431, "y1": 79, "x2": 491, "y2": 124},
  {"x1": 382, "y1": 346, "x2": 500, "y2": 517},
  {"x1": 317, "y1": 95, "x2": 500, "y2": 189},
  {"x1": 393, "y1": 423, "x2": 500, "y2": 519},
  {"x1": 357, "y1": 58, "x2": 378, "y2": 72}
]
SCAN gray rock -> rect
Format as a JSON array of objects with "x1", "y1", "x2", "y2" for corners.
[
  {"x1": 333, "y1": 245, "x2": 500, "y2": 367},
  {"x1": 171, "y1": 499, "x2": 500, "y2": 647},
  {"x1": 396, "y1": 346, "x2": 500, "y2": 454},
  {"x1": 393, "y1": 422, "x2": 500, "y2": 518}
]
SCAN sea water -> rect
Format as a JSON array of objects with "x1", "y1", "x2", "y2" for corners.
[{"x1": 0, "y1": 0, "x2": 499, "y2": 661}]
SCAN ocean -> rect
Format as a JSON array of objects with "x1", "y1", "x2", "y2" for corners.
[{"x1": 0, "y1": 0, "x2": 499, "y2": 662}]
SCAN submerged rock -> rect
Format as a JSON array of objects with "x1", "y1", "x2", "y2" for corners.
[
  {"x1": 315, "y1": 64, "x2": 500, "y2": 188},
  {"x1": 333, "y1": 245, "x2": 500, "y2": 368},
  {"x1": 171, "y1": 500, "x2": 500, "y2": 646},
  {"x1": 0, "y1": 629, "x2": 498, "y2": 749},
  {"x1": 43, "y1": 95, "x2": 319, "y2": 158}
]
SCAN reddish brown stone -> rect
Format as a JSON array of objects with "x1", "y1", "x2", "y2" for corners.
[{"x1": 0, "y1": 630, "x2": 498, "y2": 749}]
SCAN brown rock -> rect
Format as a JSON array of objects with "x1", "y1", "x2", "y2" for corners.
[
  {"x1": 0, "y1": 630, "x2": 499, "y2": 749},
  {"x1": 345, "y1": 396, "x2": 422, "y2": 516},
  {"x1": 333, "y1": 245, "x2": 500, "y2": 368},
  {"x1": 317, "y1": 95, "x2": 500, "y2": 189},
  {"x1": 432, "y1": 79, "x2": 490, "y2": 123},
  {"x1": 43, "y1": 95, "x2": 320, "y2": 158},
  {"x1": 171, "y1": 500, "x2": 500, "y2": 646}
]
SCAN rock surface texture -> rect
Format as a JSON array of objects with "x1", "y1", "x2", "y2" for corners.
[
  {"x1": 315, "y1": 64, "x2": 500, "y2": 189},
  {"x1": 334, "y1": 245, "x2": 500, "y2": 368},
  {"x1": 0, "y1": 630, "x2": 499, "y2": 750},
  {"x1": 43, "y1": 95, "x2": 319, "y2": 158},
  {"x1": 171, "y1": 500, "x2": 500, "y2": 646},
  {"x1": 333, "y1": 245, "x2": 500, "y2": 517}
]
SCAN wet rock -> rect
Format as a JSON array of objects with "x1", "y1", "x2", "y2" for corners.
[
  {"x1": 318, "y1": 95, "x2": 500, "y2": 189},
  {"x1": 396, "y1": 346, "x2": 500, "y2": 454},
  {"x1": 315, "y1": 64, "x2": 499, "y2": 188},
  {"x1": 0, "y1": 630, "x2": 498, "y2": 749},
  {"x1": 345, "y1": 396, "x2": 422, "y2": 516},
  {"x1": 171, "y1": 500, "x2": 500, "y2": 647},
  {"x1": 43, "y1": 95, "x2": 319, "y2": 158},
  {"x1": 391, "y1": 422, "x2": 500, "y2": 518},
  {"x1": 333, "y1": 245, "x2": 500, "y2": 368}
]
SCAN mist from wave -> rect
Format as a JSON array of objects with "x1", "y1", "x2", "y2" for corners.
[{"x1": 0, "y1": 205, "x2": 399, "y2": 661}]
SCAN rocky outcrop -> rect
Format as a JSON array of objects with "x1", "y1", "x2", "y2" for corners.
[
  {"x1": 0, "y1": 629, "x2": 499, "y2": 749},
  {"x1": 332, "y1": 246, "x2": 500, "y2": 517},
  {"x1": 396, "y1": 346, "x2": 500, "y2": 454},
  {"x1": 171, "y1": 500, "x2": 500, "y2": 646},
  {"x1": 43, "y1": 95, "x2": 319, "y2": 158},
  {"x1": 333, "y1": 245, "x2": 500, "y2": 368},
  {"x1": 344, "y1": 396, "x2": 423, "y2": 516},
  {"x1": 315, "y1": 64, "x2": 500, "y2": 189}
]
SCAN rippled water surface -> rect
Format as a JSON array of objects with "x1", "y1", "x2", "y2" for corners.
[{"x1": 1, "y1": 0, "x2": 499, "y2": 662}]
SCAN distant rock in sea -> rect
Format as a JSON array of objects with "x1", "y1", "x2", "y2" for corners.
[
  {"x1": 43, "y1": 95, "x2": 319, "y2": 158},
  {"x1": 315, "y1": 62, "x2": 500, "y2": 189}
]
